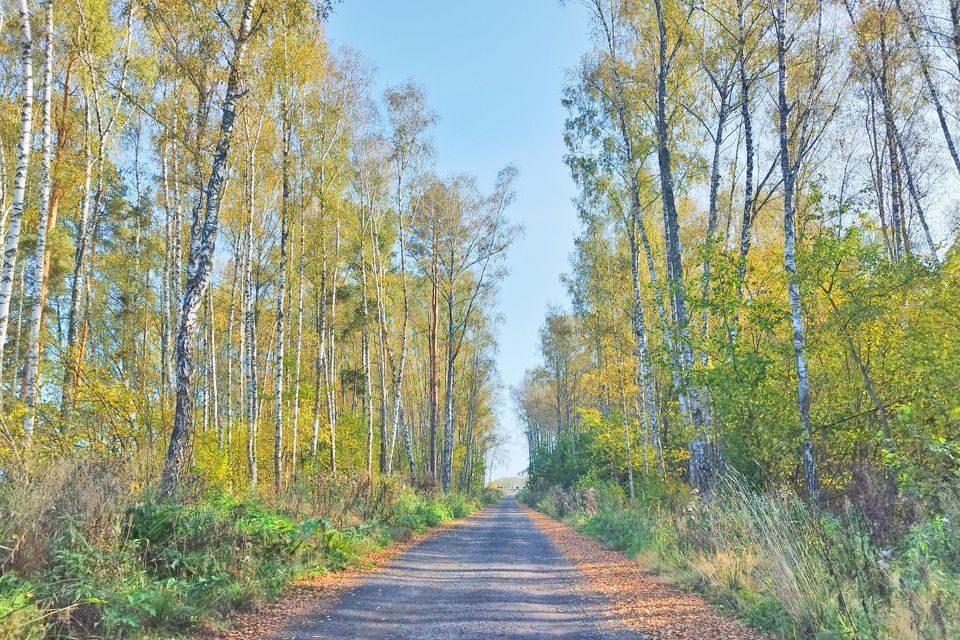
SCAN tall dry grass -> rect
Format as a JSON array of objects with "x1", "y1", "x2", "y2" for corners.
[{"x1": 527, "y1": 475, "x2": 960, "y2": 639}]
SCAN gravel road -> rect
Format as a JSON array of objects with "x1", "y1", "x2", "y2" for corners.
[{"x1": 271, "y1": 496, "x2": 643, "y2": 639}]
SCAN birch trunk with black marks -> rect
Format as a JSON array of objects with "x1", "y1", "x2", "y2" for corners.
[
  {"x1": 386, "y1": 193, "x2": 411, "y2": 475},
  {"x1": 591, "y1": 0, "x2": 677, "y2": 464},
  {"x1": 0, "y1": 0, "x2": 33, "y2": 398},
  {"x1": 225, "y1": 233, "x2": 241, "y2": 448},
  {"x1": 62, "y1": 3, "x2": 130, "y2": 426},
  {"x1": 731, "y1": 0, "x2": 755, "y2": 343},
  {"x1": 776, "y1": 0, "x2": 819, "y2": 499},
  {"x1": 161, "y1": 145, "x2": 174, "y2": 393},
  {"x1": 208, "y1": 286, "x2": 220, "y2": 447},
  {"x1": 843, "y1": 0, "x2": 939, "y2": 263},
  {"x1": 244, "y1": 144, "x2": 258, "y2": 490},
  {"x1": 359, "y1": 203, "x2": 373, "y2": 477},
  {"x1": 699, "y1": 84, "x2": 731, "y2": 365},
  {"x1": 441, "y1": 265, "x2": 456, "y2": 492},
  {"x1": 291, "y1": 205, "x2": 305, "y2": 477},
  {"x1": 161, "y1": 0, "x2": 258, "y2": 497},
  {"x1": 311, "y1": 228, "x2": 328, "y2": 459},
  {"x1": 60, "y1": 98, "x2": 92, "y2": 425},
  {"x1": 628, "y1": 208, "x2": 663, "y2": 471},
  {"x1": 273, "y1": 113, "x2": 291, "y2": 494},
  {"x1": 428, "y1": 248, "x2": 439, "y2": 479},
  {"x1": 22, "y1": 0, "x2": 54, "y2": 437},
  {"x1": 325, "y1": 220, "x2": 340, "y2": 473},
  {"x1": 652, "y1": 0, "x2": 710, "y2": 442}
]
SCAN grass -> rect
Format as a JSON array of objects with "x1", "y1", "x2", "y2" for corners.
[
  {"x1": 0, "y1": 458, "x2": 500, "y2": 638},
  {"x1": 523, "y1": 476, "x2": 960, "y2": 640}
]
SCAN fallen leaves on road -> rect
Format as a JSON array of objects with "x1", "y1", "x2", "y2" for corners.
[{"x1": 524, "y1": 505, "x2": 767, "y2": 640}]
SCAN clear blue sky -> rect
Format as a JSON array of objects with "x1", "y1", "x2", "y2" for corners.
[{"x1": 326, "y1": 1, "x2": 590, "y2": 478}]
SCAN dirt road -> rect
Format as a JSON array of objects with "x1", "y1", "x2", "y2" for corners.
[{"x1": 270, "y1": 496, "x2": 642, "y2": 639}]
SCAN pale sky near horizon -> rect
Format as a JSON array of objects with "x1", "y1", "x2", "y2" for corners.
[{"x1": 326, "y1": 1, "x2": 591, "y2": 479}]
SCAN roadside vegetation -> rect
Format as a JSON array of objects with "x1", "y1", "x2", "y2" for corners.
[
  {"x1": 0, "y1": 458, "x2": 497, "y2": 638},
  {"x1": 518, "y1": 0, "x2": 960, "y2": 638},
  {"x1": 524, "y1": 476, "x2": 958, "y2": 639},
  {"x1": 0, "y1": 1, "x2": 512, "y2": 638}
]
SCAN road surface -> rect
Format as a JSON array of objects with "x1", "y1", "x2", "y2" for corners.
[{"x1": 271, "y1": 496, "x2": 642, "y2": 639}]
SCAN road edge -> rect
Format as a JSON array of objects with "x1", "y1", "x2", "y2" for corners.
[
  {"x1": 195, "y1": 501, "x2": 495, "y2": 640},
  {"x1": 520, "y1": 502, "x2": 768, "y2": 640}
]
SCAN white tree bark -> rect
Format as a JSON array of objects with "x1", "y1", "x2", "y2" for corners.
[
  {"x1": 731, "y1": 0, "x2": 756, "y2": 344},
  {"x1": 291, "y1": 201, "x2": 305, "y2": 478},
  {"x1": 22, "y1": 0, "x2": 54, "y2": 437},
  {"x1": 325, "y1": 220, "x2": 340, "y2": 473},
  {"x1": 244, "y1": 118, "x2": 263, "y2": 491},
  {"x1": 161, "y1": 0, "x2": 258, "y2": 496},
  {"x1": 0, "y1": 0, "x2": 34, "y2": 396},
  {"x1": 776, "y1": 0, "x2": 818, "y2": 499},
  {"x1": 208, "y1": 285, "x2": 220, "y2": 447},
  {"x1": 273, "y1": 114, "x2": 290, "y2": 494},
  {"x1": 225, "y1": 233, "x2": 242, "y2": 449},
  {"x1": 359, "y1": 199, "x2": 373, "y2": 477},
  {"x1": 160, "y1": 144, "x2": 174, "y2": 392}
]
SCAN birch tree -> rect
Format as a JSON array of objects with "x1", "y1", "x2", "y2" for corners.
[
  {"x1": 161, "y1": 0, "x2": 260, "y2": 497},
  {"x1": 0, "y1": 0, "x2": 34, "y2": 397},
  {"x1": 22, "y1": 0, "x2": 55, "y2": 437}
]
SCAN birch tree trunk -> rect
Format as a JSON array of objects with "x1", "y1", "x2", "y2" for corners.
[
  {"x1": 591, "y1": 0, "x2": 692, "y2": 445},
  {"x1": 22, "y1": 0, "x2": 54, "y2": 437},
  {"x1": 245, "y1": 162, "x2": 257, "y2": 490},
  {"x1": 441, "y1": 278, "x2": 456, "y2": 493},
  {"x1": 699, "y1": 88, "x2": 730, "y2": 365},
  {"x1": 161, "y1": 145, "x2": 174, "y2": 393},
  {"x1": 401, "y1": 397, "x2": 416, "y2": 480},
  {"x1": 652, "y1": 0, "x2": 710, "y2": 442},
  {"x1": 291, "y1": 202, "x2": 305, "y2": 478},
  {"x1": 842, "y1": 0, "x2": 939, "y2": 263},
  {"x1": 428, "y1": 248, "x2": 439, "y2": 479},
  {"x1": 60, "y1": 98, "x2": 93, "y2": 425},
  {"x1": 731, "y1": 0, "x2": 755, "y2": 343},
  {"x1": 225, "y1": 233, "x2": 241, "y2": 449},
  {"x1": 325, "y1": 221, "x2": 340, "y2": 473},
  {"x1": 273, "y1": 112, "x2": 290, "y2": 494},
  {"x1": 0, "y1": 0, "x2": 34, "y2": 397},
  {"x1": 311, "y1": 231, "x2": 328, "y2": 458},
  {"x1": 359, "y1": 202, "x2": 374, "y2": 477},
  {"x1": 776, "y1": 0, "x2": 819, "y2": 499},
  {"x1": 161, "y1": 0, "x2": 258, "y2": 497},
  {"x1": 62, "y1": 6, "x2": 131, "y2": 426},
  {"x1": 371, "y1": 219, "x2": 390, "y2": 473},
  {"x1": 11, "y1": 264, "x2": 25, "y2": 391},
  {"x1": 893, "y1": 0, "x2": 960, "y2": 177},
  {"x1": 386, "y1": 189, "x2": 411, "y2": 475},
  {"x1": 208, "y1": 286, "x2": 220, "y2": 447}
]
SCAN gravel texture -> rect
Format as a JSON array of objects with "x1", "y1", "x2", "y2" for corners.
[
  {"x1": 268, "y1": 496, "x2": 641, "y2": 639},
  {"x1": 204, "y1": 496, "x2": 765, "y2": 639}
]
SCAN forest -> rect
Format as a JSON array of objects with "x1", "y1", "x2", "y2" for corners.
[
  {"x1": 0, "y1": 0, "x2": 517, "y2": 636},
  {"x1": 0, "y1": 0, "x2": 958, "y2": 636},
  {"x1": 517, "y1": 0, "x2": 960, "y2": 637}
]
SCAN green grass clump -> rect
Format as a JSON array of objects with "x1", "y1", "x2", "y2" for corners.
[{"x1": 0, "y1": 575, "x2": 45, "y2": 639}]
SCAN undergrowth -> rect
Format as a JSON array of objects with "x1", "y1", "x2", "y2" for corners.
[
  {"x1": 0, "y1": 459, "x2": 499, "y2": 638},
  {"x1": 523, "y1": 476, "x2": 960, "y2": 640}
]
